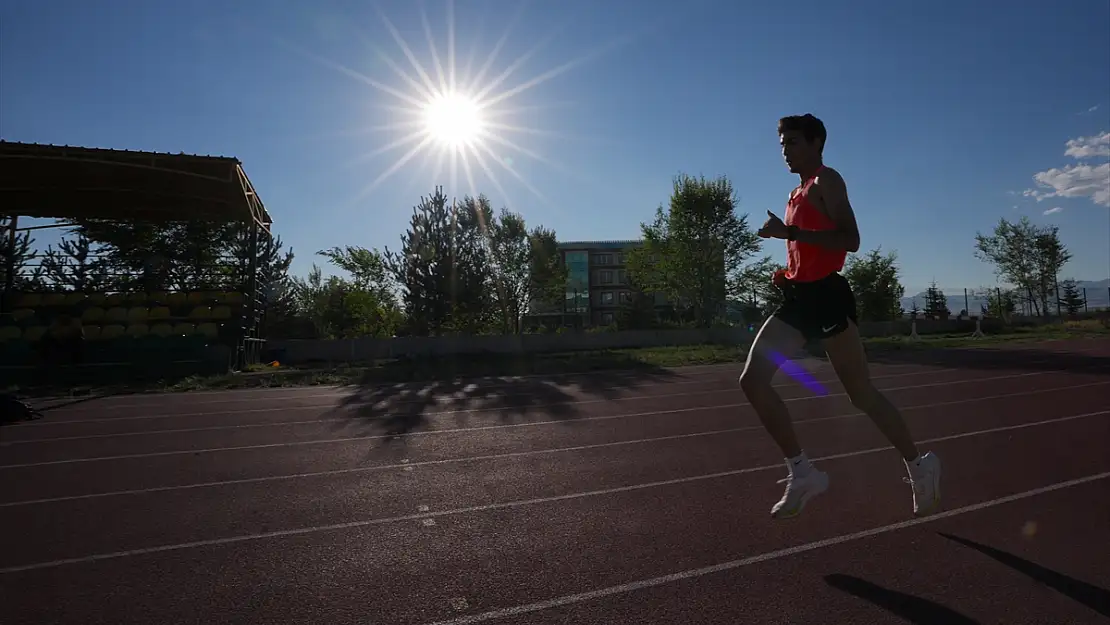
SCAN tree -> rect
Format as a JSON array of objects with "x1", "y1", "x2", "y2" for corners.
[
  {"x1": 316, "y1": 245, "x2": 393, "y2": 302},
  {"x1": 843, "y1": 247, "x2": 905, "y2": 322},
  {"x1": 626, "y1": 173, "x2": 761, "y2": 327},
  {"x1": 732, "y1": 254, "x2": 786, "y2": 322},
  {"x1": 486, "y1": 210, "x2": 566, "y2": 334},
  {"x1": 1033, "y1": 227, "x2": 1071, "y2": 317},
  {"x1": 383, "y1": 187, "x2": 495, "y2": 336},
  {"x1": 923, "y1": 281, "x2": 950, "y2": 319},
  {"x1": 38, "y1": 233, "x2": 112, "y2": 292},
  {"x1": 0, "y1": 220, "x2": 42, "y2": 291},
  {"x1": 1059, "y1": 279, "x2": 1084, "y2": 315},
  {"x1": 974, "y1": 216, "x2": 1071, "y2": 317}
]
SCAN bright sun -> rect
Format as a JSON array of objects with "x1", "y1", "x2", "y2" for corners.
[{"x1": 422, "y1": 90, "x2": 484, "y2": 150}]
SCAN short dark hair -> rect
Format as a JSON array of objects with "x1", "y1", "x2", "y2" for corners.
[{"x1": 778, "y1": 114, "x2": 827, "y2": 152}]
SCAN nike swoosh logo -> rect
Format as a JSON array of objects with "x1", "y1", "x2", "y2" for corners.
[{"x1": 822, "y1": 325, "x2": 838, "y2": 333}]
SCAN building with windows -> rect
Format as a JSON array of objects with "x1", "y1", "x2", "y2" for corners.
[{"x1": 555, "y1": 239, "x2": 669, "y2": 327}]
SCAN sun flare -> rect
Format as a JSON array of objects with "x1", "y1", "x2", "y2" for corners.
[{"x1": 422, "y1": 90, "x2": 484, "y2": 150}]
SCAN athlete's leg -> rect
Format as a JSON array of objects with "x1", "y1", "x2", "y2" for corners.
[
  {"x1": 822, "y1": 321, "x2": 941, "y2": 517},
  {"x1": 740, "y1": 314, "x2": 829, "y2": 519},
  {"x1": 821, "y1": 321, "x2": 918, "y2": 459},
  {"x1": 739, "y1": 315, "x2": 807, "y2": 458}
]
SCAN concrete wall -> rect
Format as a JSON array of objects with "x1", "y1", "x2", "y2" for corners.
[{"x1": 267, "y1": 317, "x2": 1005, "y2": 365}]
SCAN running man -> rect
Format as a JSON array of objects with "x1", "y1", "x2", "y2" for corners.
[{"x1": 741, "y1": 113, "x2": 941, "y2": 519}]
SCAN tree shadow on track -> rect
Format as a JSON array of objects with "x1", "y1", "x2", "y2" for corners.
[
  {"x1": 323, "y1": 354, "x2": 687, "y2": 444},
  {"x1": 862, "y1": 345, "x2": 1110, "y2": 376},
  {"x1": 939, "y1": 532, "x2": 1110, "y2": 618},
  {"x1": 824, "y1": 574, "x2": 981, "y2": 624}
]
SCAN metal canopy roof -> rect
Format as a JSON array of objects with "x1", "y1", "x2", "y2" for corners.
[{"x1": 0, "y1": 141, "x2": 272, "y2": 229}]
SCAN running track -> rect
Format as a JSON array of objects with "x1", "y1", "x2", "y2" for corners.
[{"x1": 2, "y1": 339, "x2": 1109, "y2": 624}]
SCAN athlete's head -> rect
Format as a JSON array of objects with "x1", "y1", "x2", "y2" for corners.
[{"x1": 778, "y1": 114, "x2": 826, "y2": 174}]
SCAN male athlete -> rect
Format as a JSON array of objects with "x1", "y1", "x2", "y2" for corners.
[{"x1": 740, "y1": 113, "x2": 941, "y2": 519}]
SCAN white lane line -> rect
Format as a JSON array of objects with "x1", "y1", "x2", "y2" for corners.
[
  {"x1": 3, "y1": 380, "x2": 1107, "y2": 507},
  {"x1": 0, "y1": 370, "x2": 1073, "y2": 468},
  {"x1": 419, "y1": 471, "x2": 1110, "y2": 625},
  {"x1": 0, "y1": 365, "x2": 994, "y2": 441},
  {"x1": 17, "y1": 363, "x2": 970, "y2": 427},
  {"x1": 1, "y1": 409, "x2": 1105, "y2": 575}
]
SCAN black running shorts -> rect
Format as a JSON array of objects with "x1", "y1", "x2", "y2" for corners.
[{"x1": 772, "y1": 272, "x2": 858, "y2": 342}]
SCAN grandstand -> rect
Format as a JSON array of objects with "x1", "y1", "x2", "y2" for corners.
[{"x1": 0, "y1": 141, "x2": 274, "y2": 386}]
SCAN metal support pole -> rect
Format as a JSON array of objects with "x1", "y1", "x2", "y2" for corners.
[
  {"x1": 240, "y1": 221, "x2": 260, "y2": 371},
  {"x1": 2, "y1": 216, "x2": 19, "y2": 313}
]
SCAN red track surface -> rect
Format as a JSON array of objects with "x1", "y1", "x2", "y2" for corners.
[{"x1": 2, "y1": 338, "x2": 1109, "y2": 624}]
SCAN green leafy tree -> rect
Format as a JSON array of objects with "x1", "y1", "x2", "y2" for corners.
[
  {"x1": 626, "y1": 173, "x2": 761, "y2": 327},
  {"x1": 974, "y1": 216, "x2": 1071, "y2": 317},
  {"x1": 843, "y1": 247, "x2": 905, "y2": 322},
  {"x1": 732, "y1": 254, "x2": 786, "y2": 322},
  {"x1": 486, "y1": 209, "x2": 566, "y2": 334}
]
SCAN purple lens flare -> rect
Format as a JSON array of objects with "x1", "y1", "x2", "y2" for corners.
[{"x1": 768, "y1": 349, "x2": 828, "y2": 395}]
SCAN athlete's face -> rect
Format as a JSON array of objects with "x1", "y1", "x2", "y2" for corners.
[{"x1": 779, "y1": 130, "x2": 820, "y2": 173}]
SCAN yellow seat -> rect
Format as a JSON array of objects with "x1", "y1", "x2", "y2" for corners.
[
  {"x1": 173, "y1": 322, "x2": 195, "y2": 336},
  {"x1": 187, "y1": 292, "x2": 207, "y2": 305},
  {"x1": 104, "y1": 307, "x2": 128, "y2": 323},
  {"x1": 220, "y1": 292, "x2": 245, "y2": 306},
  {"x1": 99, "y1": 324, "x2": 125, "y2": 340},
  {"x1": 82, "y1": 307, "x2": 106, "y2": 323},
  {"x1": 166, "y1": 292, "x2": 187, "y2": 308},
  {"x1": 23, "y1": 326, "x2": 46, "y2": 342},
  {"x1": 126, "y1": 292, "x2": 148, "y2": 305},
  {"x1": 84, "y1": 293, "x2": 106, "y2": 306},
  {"x1": 196, "y1": 323, "x2": 219, "y2": 338},
  {"x1": 147, "y1": 291, "x2": 169, "y2": 305},
  {"x1": 189, "y1": 306, "x2": 212, "y2": 321},
  {"x1": 211, "y1": 305, "x2": 232, "y2": 321},
  {"x1": 148, "y1": 306, "x2": 171, "y2": 321},
  {"x1": 14, "y1": 293, "x2": 41, "y2": 308},
  {"x1": 83, "y1": 325, "x2": 102, "y2": 340},
  {"x1": 104, "y1": 293, "x2": 127, "y2": 307},
  {"x1": 0, "y1": 326, "x2": 21, "y2": 341},
  {"x1": 127, "y1": 307, "x2": 149, "y2": 323},
  {"x1": 150, "y1": 323, "x2": 174, "y2": 337},
  {"x1": 64, "y1": 293, "x2": 87, "y2": 306},
  {"x1": 126, "y1": 323, "x2": 150, "y2": 338},
  {"x1": 41, "y1": 293, "x2": 67, "y2": 307},
  {"x1": 12, "y1": 308, "x2": 35, "y2": 322}
]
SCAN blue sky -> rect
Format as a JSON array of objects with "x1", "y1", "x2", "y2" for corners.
[{"x1": 3, "y1": 0, "x2": 1108, "y2": 295}]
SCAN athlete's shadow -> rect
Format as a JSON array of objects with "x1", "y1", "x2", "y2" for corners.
[
  {"x1": 824, "y1": 574, "x2": 981, "y2": 624},
  {"x1": 939, "y1": 532, "x2": 1110, "y2": 619}
]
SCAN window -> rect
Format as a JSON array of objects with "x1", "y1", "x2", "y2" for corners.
[
  {"x1": 592, "y1": 254, "x2": 613, "y2": 265},
  {"x1": 601, "y1": 292, "x2": 615, "y2": 305},
  {"x1": 619, "y1": 291, "x2": 632, "y2": 304},
  {"x1": 601, "y1": 312, "x2": 614, "y2": 325},
  {"x1": 600, "y1": 270, "x2": 613, "y2": 284},
  {"x1": 617, "y1": 270, "x2": 627, "y2": 284}
]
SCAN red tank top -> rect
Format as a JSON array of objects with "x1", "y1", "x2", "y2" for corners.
[{"x1": 783, "y1": 165, "x2": 846, "y2": 282}]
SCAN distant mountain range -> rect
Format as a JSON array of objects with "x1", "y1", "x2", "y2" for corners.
[{"x1": 900, "y1": 279, "x2": 1110, "y2": 315}]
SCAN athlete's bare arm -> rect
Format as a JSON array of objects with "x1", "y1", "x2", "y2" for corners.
[{"x1": 793, "y1": 167, "x2": 861, "y2": 253}]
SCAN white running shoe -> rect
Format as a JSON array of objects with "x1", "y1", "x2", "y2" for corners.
[
  {"x1": 904, "y1": 452, "x2": 942, "y2": 517},
  {"x1": 771, "y1": 466, "x2": 829, "y2": 519}
]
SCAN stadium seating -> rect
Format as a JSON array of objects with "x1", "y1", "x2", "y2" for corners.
[{"x1": 0, "y1": 290, "x2": 247, "y2": 367}]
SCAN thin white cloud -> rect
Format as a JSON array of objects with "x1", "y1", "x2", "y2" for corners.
[
  {"x1": 1024, "y1": 131, "x2": 1110, "y2": 208},
  {"x1": 1064, "y1": 131, "x2": 1110, "y2": 158},
  {"x1": 1043, "y1": 206, "x2": 1064, "y2": 215}
]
